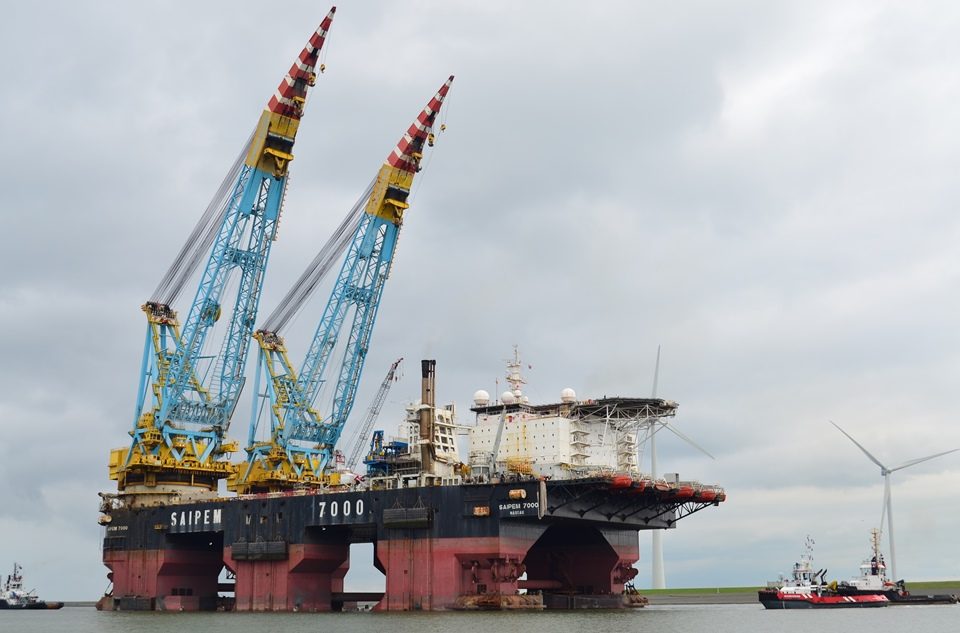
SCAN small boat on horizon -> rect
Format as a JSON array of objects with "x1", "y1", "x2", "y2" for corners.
[{"x1": 0, "y1": 563, "x2": 64, "y2": 610}]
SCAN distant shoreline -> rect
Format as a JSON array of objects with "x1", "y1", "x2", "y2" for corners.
[{"x1": 647, "y1": 592, "x2": 756, "y2": 605}]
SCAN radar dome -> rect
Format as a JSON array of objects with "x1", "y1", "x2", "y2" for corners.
[
  {"x1": 560, "y1": 388, "x2": 577, "y2": 403},
  {"x1": 501, "y1": 391, "x2": 517, "y2": 405},
  {"x1": 473, "y1": 390, "x2": 490, "y2": 406}
]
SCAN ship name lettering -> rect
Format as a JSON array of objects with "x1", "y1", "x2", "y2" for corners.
[
  {"x1": 498, "y1": 501, "x2": 538, "y2": 515},
  {"x1": 170, "y1": 507, "x2": 223, "y2": 528}
]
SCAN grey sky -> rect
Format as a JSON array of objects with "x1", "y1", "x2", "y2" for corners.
[{"x1": 2, "y1": 0, "x2": 959, "y2": 599}]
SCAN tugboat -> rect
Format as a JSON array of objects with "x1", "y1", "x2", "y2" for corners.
[
  {"x1": 758, "y1": 537, "x2": 888, "y2": 609},
  {"x1": 836, "y1": 530, "x2": 959, "y2": 605},
  {"x1": 0, "y1": 563, "x2": 64, "y2": 610}
]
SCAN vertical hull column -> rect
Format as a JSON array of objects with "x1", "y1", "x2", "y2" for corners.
[
  {"x1": 226, "y1": 542, "x2": 350, "y2": 611},
  {"x1": 101, "y1": 549, "x2": 163, "y2": 610},
  {"x1": 523, "y1": 525, "x2": 642, "y2": 609},
  {"x1": 375, "y1": 534, "x2": 542, "y2": 610},
  {"x1": 102, "y1": 536, "x2": 224, "y2": 611}
]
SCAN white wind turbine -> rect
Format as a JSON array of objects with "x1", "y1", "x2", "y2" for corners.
[
  {"x1": 646, "y1": 346, "x2": 715, "y2": 589},
  {"x1": 830, "y1": 421, "x2": 960, "y2": 582}
]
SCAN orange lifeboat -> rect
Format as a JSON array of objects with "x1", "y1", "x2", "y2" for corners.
[
  {"x1": 609, "y1": 475, "x2": 633, "y2": 490},
  {"x1": 631, "y1": 478, "x2": 650, "y2": 494},
  {"x1": 675, "y1": 483, "x2": 695, "y2": 499},
  {"x1": 698, "y1": 487, "x2": 717, "y2": 502}
]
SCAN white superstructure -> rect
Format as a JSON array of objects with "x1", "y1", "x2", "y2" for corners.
[
  {"x1": 372, "y1": 348, "x2": 681, "y2": 484},
  {"x1": 465, "y1": 347, "x2": 676, "y2": 481}
]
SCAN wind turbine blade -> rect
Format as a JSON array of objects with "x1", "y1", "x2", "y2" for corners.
[
  {"x1": 663, "y1": 421, "x2": 715, "y2": 460},
  {"x1": 651, "y1": 345, "x2": 661, "y2": 398},
  {"x1": 889, "y1": 448, "x2": 960, "y2": 472},
  {"x1": 830, "y1": 421, "x2": 887, "y2": 470}
]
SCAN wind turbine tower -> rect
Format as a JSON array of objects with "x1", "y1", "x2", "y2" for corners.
[
  {"x1": 831, "y1": 421, "x2": 959, "y2": 582},
  {"x1": 650, "y1": 347, "x2": 665, "y2": 589},
  {"x1": 646, "y1": 346, "x2": 715, "y2": 589}
]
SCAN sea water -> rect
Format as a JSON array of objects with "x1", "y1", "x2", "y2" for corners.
[{"x1": 2, "y1": 603, "x2": 957, "y2": 633}]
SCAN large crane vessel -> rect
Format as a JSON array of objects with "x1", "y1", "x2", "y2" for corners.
[
  {"x1": 98, "y1": 12, "x2": 725, "y2": 613},
  {"x1": 100, "y1": 358, "x2": 726, "y2": 612}
]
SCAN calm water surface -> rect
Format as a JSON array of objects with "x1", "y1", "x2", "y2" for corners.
[{"x1": 4, "y1": 604, "x2": 957, "y2": 633}]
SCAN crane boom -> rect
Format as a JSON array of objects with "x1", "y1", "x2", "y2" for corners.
[
  {"x1": 345, "y1": 358, "x2": 403, "y2": 471},
  {"x1": 111, "y1": 10, "x2": 337, "y2": 499},
  {"x1": 231, "y1": 77, "x2": 454, "y2": 493}
]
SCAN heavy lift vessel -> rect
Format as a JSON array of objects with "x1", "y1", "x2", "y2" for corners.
[
  {"x1": 101, "y1": 358, "x2": 727, "y2": 612},
  {"x1": 98, "y1": 11, "x2": 726, "y2": 612}
]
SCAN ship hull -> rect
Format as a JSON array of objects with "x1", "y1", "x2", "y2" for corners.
[
  {"x1": 0, "y1": 601, "x2": 64, "y2": 610},
  {"x1": 100, "y1": 477, "x2": 718, "y2": 611},
  {"x1": 836, "y1": 587, "x2": 959, "y2": 605},
  {"x1": 758, "y1": 589, "x2": 888, "y2": 609}
]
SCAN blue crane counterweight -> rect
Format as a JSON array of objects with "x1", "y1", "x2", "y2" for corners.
[
  {"x1": 109, "y1": 9, "x2": 337, "y2": 502},
  {"x1": 231, "y1": 77, "x2": 454, "y2": 494}
]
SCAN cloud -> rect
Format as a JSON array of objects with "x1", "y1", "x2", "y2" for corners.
[{"x1": 2, "y1": 0, "x2": 960, "y2": 599}]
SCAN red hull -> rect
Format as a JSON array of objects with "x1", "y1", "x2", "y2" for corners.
[
  {"x1": 759, "y1": 589, "x2": 889, "y2": 609},
  {"x1": 103, "y1": 528, "x2": 640, "y2": 611}
]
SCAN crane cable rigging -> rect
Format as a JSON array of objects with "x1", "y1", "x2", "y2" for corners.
[
  {"x1": 150, "y1": 131, "x2": 256, "y2": 306},
  {"x1": 260, "y1": 180, "x2": 374, "y2": 334}
]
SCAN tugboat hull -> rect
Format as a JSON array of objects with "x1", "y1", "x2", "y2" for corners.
[
  {"x1": 758, "y1": 590, "x2": 889, "y2": 609},
  {"x1": 0, "y1": 601, "x2": 64, "y2": 610},
  {"x1": 836, "y1": 587, "x2": 959, "y2": 605}
]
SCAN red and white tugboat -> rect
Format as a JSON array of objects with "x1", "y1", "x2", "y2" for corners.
[
  {"x1": 758, "y1": 537, "x2": 888, "y2": 609},
  {"x1": 836, "y1": 530, "x2": 959, "y2": 605},
  {"x1": 0, "y1": 563, "x2": 63, "y2": 610}
]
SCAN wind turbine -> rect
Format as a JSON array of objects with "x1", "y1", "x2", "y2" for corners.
[
  {"x1": 830, "y1": 421, "x2": 960, "y2": 582},
  {"x1": 646, "y1": 345, "x2": 715, "y2": 589}
]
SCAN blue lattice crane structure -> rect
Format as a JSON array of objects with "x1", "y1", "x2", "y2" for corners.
[
  {"x1": 108, "y1": 10, "x2": 337, "y2": 501},
  {"x1": 230, "y1": 78, "x2": 454, "y2": 493}
]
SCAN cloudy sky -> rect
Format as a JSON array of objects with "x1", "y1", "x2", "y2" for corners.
[{"x1": 2, "y1": 0, "x2": 960, "y2": 600}]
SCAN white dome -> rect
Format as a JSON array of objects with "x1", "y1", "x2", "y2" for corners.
[
  {"x1": 501, "y1": 391, "x2": 517, "y2": 405},
  {"x1": 520, "y1": 395, "x2": 529, "y2": 404},
  {"x1": 473, "y1": 390, "x2": 490, "y2": 406},
  {"x1": 560, "y1": 387, "x2": 577, "y2": 403}
]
